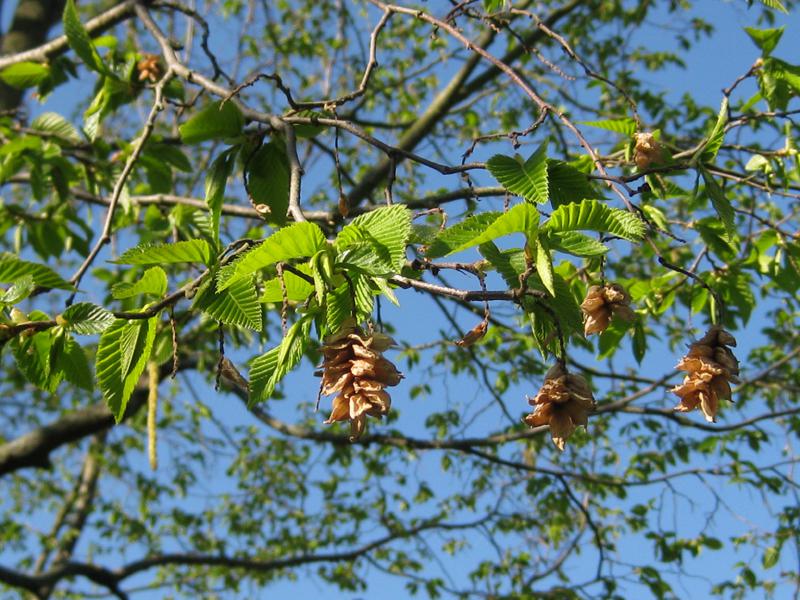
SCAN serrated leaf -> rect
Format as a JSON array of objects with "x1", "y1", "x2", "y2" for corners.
[
  {"x1": 179, "y1": 100, "x2": 244, "y2": 144},
  {"x1": 248, "y1": 316, "x2": 311, "y2": 404},
  {"x1": 487, "y1": 144, "x2": 549, "y2": 204},
  {"x1": 113, "y1": 240, "x2": 213, "y2": 266},
  {"x1": 57, "y1": 336, "x2": 93, "y2": 390},
  {"x1": 744, "y1": 26, "x2": 784, "y2": 55},
  {"x1": 0, "y1": 253, "x2": 73, "y2": 290},
  {"x1": 547, "y1": 160, "x2": 603, "y2": 208},
  {"x1": 261, "y1": 265, "x2": 315, "y2": 302},
  {"x1": 762, "y1": 546, "x2": 780, "y2": 569},
  {"x1": 697, "y1": 98, "x2": 728, "y2": 163},
  {"x1": 546, "y1": 231, "x2": 608, "y2": 257},
  {"x1": 701, "y1": 169, "x2": 736, "y2": 239},
  {"x1": 193, "y1": 275, "x2": 262, "y2": 330},
  {"x1": 425, "y1": 212, "x2": 502, "y2": 258},
  {"x1": 0, "y1": 275, "x2": 36, "y2": 305},
  {"x1": 63, "y1": 0, "x2": 106, "y2": 73},
  {"x1": 535, "y1": 241, "x2": 555, "y2": 296},
  {"x1": 326, "y1": 282, "x2": 354, "y2": 334},
  {"x1": 759, "y1": 0, "x2": 787, "y2": 13},
  {"x1": 205, "y1": 147, "x2": 237, "y2": 244},
  {"x1": 30, "y1": 112, "x2": 82, "y2": 144},
  {"x1": 545, "y1": 199, "x2": 645, "y2": 241},
  {"x1": 446, "y1": 203, "x2": 540, "y2": 256},
  {"x1": 220, "y1": 222, "x2": 327, "y2": 290},
  {"x1": 96, "y1": 317, "x2": 157, "y2": 422},
  {"x1": 0, "y1": 62, "x2": 50, "y2": 88},
  {"x1": 246, "y1": 142, "x2": 290, "y2": 225},
  {"x1": 60, "y1": 302, "x2": 115, "y2": 334},
  {"x1": 336, "y1": 205, "x2": 411, "y2": 271},
  {"x1": 112, "y1": 267, "x2": 168, "y2": 299},
  {"x1": 339, "y1": 238, "x2": 395, "y2": 276},
  {"x1": 579, "y1": 118, "x2": 637, "y2": 136}
]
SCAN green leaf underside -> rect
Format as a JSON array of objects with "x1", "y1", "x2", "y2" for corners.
[
  {"x1": 0, "y1": 62, "x2": 50, "y2": 88},
  {"x1": 535, "y1": 241, "x2": 555, "y2": 296},
  {"x1": 340, "y1": 238, "x2": 395, "y2": 276},
  {"x1": 336, "y1": 205, "x2": 412, "y2": 271},
  {"x1": 63, "y1": 0, "x2": 105, "y2": 73},
  {"x1": 445, "y1": 203, "x2": 540, "y2": 255},
  {"x1": 114, "y1": 240, "x2": 213, "y2": 266},
  {"x1": 206, "y1": 148, "x2": 237, "y2": 244},
  {"x1": 261, "y1": 265, "x2": 315, "y2": 302},
  {"x1": 193, "y1": 275, "x2": 262, "y2": 330},
  {"x1": 0, "y1": 275, "x2": 36, "y2": 305},
  {"x1": 30, "y1": 112, "x2": 82, "y2": 143},
  {"x1": 326, "y1": 275, "x2": 373, "y2": 334},
  {"x1": 96, "y1": 317, "x2": 157, "y2": 422},
  {"x1": 487, "y1": 144, "x2": 549, "y2": 204},
  {"x1": 112, "y1": 267, "x2": 168, "y2": 299},
  {"x1": 246, "y1": 142, "x2": 290, "y2": 224},
  {"x1": 249, "y1": 317, "x2": 311, "y2": 404},
  {"x1": 220, "y1": 222, "x2": 327, "y2": 290},
  {"x1": 547, "y1": 160, "x2": 603, "y2": 208},
  {"x1": 579, "y1": 118, "x2": 637, "y2": 136},
  {"x1": 179, "y1": 101, "x2": 245, "y2": 144},
  {"x1": 12, "y1": 332, "x2": 61, "y2": 392},
  {"x1": 58, "y1": 336, "x2": 93, "y2": 390},
  {"x1": 745, "y1": 26, "x2": 785, "y2": 55},
  {"x1": 701, "y1": 169, "x2": 736, "y2": 239},
  {"x1": 699, "y1": 98, "x2": 728, "y2": 163},
  {"x1": 547, "y1": 231, "x2": 609, "y2": 256},
  {"x1": 61, "y1": 302, "x2": 116, "y2": 334},
  {"x1": 0, "y1": 253, "x2": 73, "y2": 290},
  {"x1": 425, "y1": 212, "x2": 502, "y2": 258},
  {"x1": 545, "y1": 199, "x2": 645, "y2": 241}
]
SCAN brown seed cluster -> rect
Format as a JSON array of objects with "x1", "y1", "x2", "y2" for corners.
[
  {"x1": 672, "y1": 326, "x2": 739, "y2": 423},
  {"x1": 580, "y1": 283, "x2": 635, "y2": 336},
  {"x1": 320, "y1": 322, "x2": 403, "y2": 441},
  {"x1": 633, "y1": 132, "x2": 662, "y2": 170},
  {"x1": 524, "y1": 363, "x2": 596, "y2": 451},
  {"x1": 136, "y1": 54, "x2": 162, "y2": 83}
]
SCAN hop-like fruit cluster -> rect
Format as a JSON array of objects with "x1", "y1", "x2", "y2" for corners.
[
  {"x1": 319, "y1": 322, "x2": 403, "y2": 440},
  {"x1": 524, "y1": 363, "x2": 596, "y2": 451},
  {"x1": 580, "y1": 283, "x2": 635, "y2": 336},
  {"x1": 633, "y1": 132, "x2": 662, "y2": 170},
  {"x1": 672, "y1": 326, "x2": 739, "y2": 423},
  {"x1": 136, "y1": 54, "x2": 162, "y2": 83}
]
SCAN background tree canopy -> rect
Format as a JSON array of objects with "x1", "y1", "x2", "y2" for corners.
[{"x1": 1, "y1": 0, "x2": 799, "y2": 598}]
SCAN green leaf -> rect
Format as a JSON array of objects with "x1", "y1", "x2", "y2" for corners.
[
  {"x1": 744, "y1": 26, "x2": 784, "y2": 55},
  {"x1": 546, "y1": 231, "x2": 608, "y2": 257},
  {"x1": 487, "y1": 144, "x2": 549, "y2": 204},
  {"x1": 96, "y1": 317, "x2": 157, "y2": 422},
  {"x1": 249, "y1": 316, "x2": 311, "y2": 404},
  {"x1": 757, "y1": 57, "x2": 800, "y2": 111},
  {"x1": 544, "y1": 199, "x2": 646, "y2": 241},
  {"x1": 697, "y1": 98, "x2": 728, "y2": 164},
  {"x1": 179, "y1": 101, "x2": 245, "y2": 144},
  {"x1": 261, "y1": 265, "x2": 315, "y2": 302},
  {"x1": 547, "y1": 160, "x2": 603, "y2": 208},
  {"x1": 446, "y1": 203, "x2": 540, "y2": 255},
  {"x1": 0, "y1": 275, "x2": 36, "y2": 305},
  {"x1": 246, "y1": 142, "x2": 290, "y2": 224},
  {"x1": 335, "y1": 205, "x2": 411, "y2": 271},
  {"x1": 12, "y1": 331, "x2": 61, "y2": 392},
  {"x1": 759, "y1": 0, "x2": 787, "y2": 13},
  {"x1": 535, "y1": 241, "x2": 555, "y2": 296},
  {"x1": 193, "y1": 275, "x2": 262, "y2": 330},
  {"x1": 339, "y1": 238, "x2": 395, "y2": 276},
  {"x1": 60, "y1": 302, "x2": 115, "y2": 334},
  {"x1": 220, "y1": 222, "x2": 327, "y2": 290},
  {"x1": 63, "y1": 0, "x2": 105, "y2": 73},
  {"x1": 762, "y1": 546, "x2": 780, "y2": 569},
  {"x1": 579, "y1": 118, "x2": 637, "y2": 136},
  {"x1": 113, "y1": 240, "x2": 213, "y2": 266},
  {"x1": 0, "y1": 62, "x2": 50, "y2": 88},
  {"x1": 205, "y1": 147, "x2": 237, "y2": 244},
  {"x1": 30, "y1": 112, "x2": 82, "y2": 144},
  {"x1": 701, "y1": 169, "x2": 736, "y2": 239},
  {"x1": 0, "y1": 253, "x2": 73, "y2": 290},
  {"x1": 57, "y1": 336, "x2": 93, "y2": 391},
  {"x1": 112, "y1": 267, "x2": 168, "y2": 299},
  {"x1": 425, "y1": 212, "x2": 502, "y2": 258}
]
